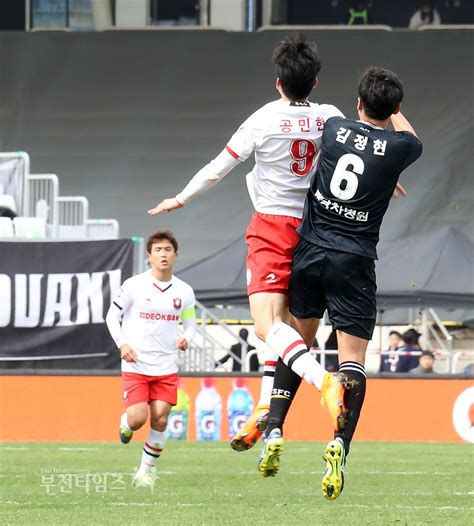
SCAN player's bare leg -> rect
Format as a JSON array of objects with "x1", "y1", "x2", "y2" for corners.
[
  {"x1": 230, "y1": 293, "x2": 288, "y2": 452},
  {"x1": 119, "y1": 402, "x2": 148, "y2": 444},
  {"x1": 322, "y1": 331, "x2": 368, "y2": 500},
  {"x1": 267, "y1": 317, "x2": 350, "y2": 431},
  {"x1": 257, "y1": 315, "x2": 316, "y2": 473},
  {"x1": 289, "y1": 314, "x2": 319, "y2": 348},
  {"x1": 133, "y1": 400, "x2": 171, "y2": 489}
]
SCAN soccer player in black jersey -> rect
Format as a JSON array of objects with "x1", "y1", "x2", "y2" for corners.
[{"x1": 259, "y1": 67, "x2": 422, "y2": 499}]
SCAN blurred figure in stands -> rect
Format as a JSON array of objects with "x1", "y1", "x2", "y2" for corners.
[
  {"x1": 396, "y1": 328, "x2": 423, "y2": 372},
  {"x1": 379, "y1": 330, "x2": 402, "y2": 372},
  {"x1": 409, "y1": 350, "x2": 436, "y2": 374},
  {"x1": 463, "y1": 363, "x2": 474, "y2": 376},
  {"x1": 409, "y1": 1, "x2": 441, "y2": 30},
  {"x1": 216, "y1": 328, "x2": 259, "y2": 372}
]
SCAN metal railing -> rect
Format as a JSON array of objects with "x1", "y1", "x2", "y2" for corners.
[
  {"x1": 421, "y1": 308, "x2": 454, "y2": 351},
  {"x1": 244, "y1": 348, "x2": 260, "y2": 372},
  {"x1": 419, "y1": 25, "x2": 474, "y2": 31},
  {"x1": 178, "y1": 300, "x2": 250, "y2": 372},
  {"x1": 26, "y1": 174, "x2": 60, "y2": 237},
  {"x1": 56, "y1": 196, "x2": 89, "y2": 238},
  {"x1": 132, "y1": 237, "x2": 146, "y2": 274},
  {"x1": 86, "y1": 219, "x2": 119, "y2": 239},
  {"x1": 261, "y1": 346, "x2": 470, "y2": 375},
  {"x1": 451, "y1": 350, "x2": 474, "y2": 374},
  {"x1": 258, "y1": 24, "x2": 393, "y2": 32}
]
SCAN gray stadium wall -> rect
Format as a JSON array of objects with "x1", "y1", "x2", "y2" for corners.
[{"x1": 0, "y1": 30, "x2": 472, "y2": 268}]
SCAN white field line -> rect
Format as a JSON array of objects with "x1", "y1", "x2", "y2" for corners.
[
  {"x1": 56, "y1": 447, "x2": 99, "y2": 451},
  {"x1": 107, "y1": 502, "x2": 206, "y2": 507},
  {"x1": 339, "y1": 504, "x2": 473, "y2": 511},
  {"x1": 287, "y1": 470, "x2": 458, "y2": 476}
]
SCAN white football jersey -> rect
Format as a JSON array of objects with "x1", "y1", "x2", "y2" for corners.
[
  {"x1": 111, "y1": 270, "x2": 195, "y2": 376},
  {"x1": 227, "y1": 99, "x2": 343, "y2": 218}
]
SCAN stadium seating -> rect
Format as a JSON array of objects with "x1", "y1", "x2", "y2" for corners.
[
  {"x1": 1, "y1": 155, "x2": 121, "y2": 240},
  {"x1": 86, "y1": 219, "x2": 120, "y2": 239},
  {"x1": 0, "y1": 217, "x2": 14, "y2": 237},
  {"x1": 13, "y1": 216, "x2": 47, "y2": 238}
]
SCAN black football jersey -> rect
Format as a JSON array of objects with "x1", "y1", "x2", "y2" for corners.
[{"x1": 298, "y1": 116, "x2": 422, "y2": 259}]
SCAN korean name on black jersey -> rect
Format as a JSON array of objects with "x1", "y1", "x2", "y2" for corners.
[{"x1": 298, "y1": 116, "x2": 422, "y2": 260}]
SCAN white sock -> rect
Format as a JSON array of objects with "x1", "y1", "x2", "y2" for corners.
[
  {"x1": 266, "y1": 322, "x2": 327, "y2": 390},
  {"x1": 120, "y1": 412, "x2": 131, "y2": 431},
  {"x1": 138, "y1": 428, "x2": 166, "y2": 475},
  {"x1": 258, "y1": 344, "x2": 278, "y2": 406}
]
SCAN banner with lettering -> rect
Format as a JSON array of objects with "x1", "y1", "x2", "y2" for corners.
[{"x1": 0, "y1": 239, "x2": 134, "y2": 360}]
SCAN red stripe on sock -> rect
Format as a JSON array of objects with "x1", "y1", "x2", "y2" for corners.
[
  {"x1": 264, "y1": 360, "x2": 277, "y2": 367},
  {"x1": 145, "y1": 442, "x2": 162, "y2": 452},
  {"x1": 282, "y1": 340, "x2": 305, "y2": 360}
]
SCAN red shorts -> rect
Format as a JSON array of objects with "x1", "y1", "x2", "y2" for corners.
[
  {"x1": 245, "y1": 212, "x2": 301, "y2": 296},
  {"x1": 122, "y1": 372, "x2": 179, "y2": 408}
]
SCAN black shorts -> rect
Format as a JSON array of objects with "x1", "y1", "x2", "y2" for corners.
[{"x1": 289, "y1": 238, "x2": 377, "y2": 341}]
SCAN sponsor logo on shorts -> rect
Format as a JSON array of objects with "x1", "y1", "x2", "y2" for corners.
[
  {"x1": 123, "y1": 390, "x2": 128, "y2": 400},
  {"x1": 265, "y1": 273, "x2": 277, "y2": 283},
  {"x1": 139, "y1": 312, "x2": 180, "y2": 321},
  {"x1": 173, "y1": 298, "x2": 182, "y2": 310}
]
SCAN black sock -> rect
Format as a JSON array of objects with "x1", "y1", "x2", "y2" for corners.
[
  {"x1": 266, "y1": 358, "x2": 302, "y2": 437},
  {"x1": 335, "y1": 361, "x2": 366, "y2": 456}
]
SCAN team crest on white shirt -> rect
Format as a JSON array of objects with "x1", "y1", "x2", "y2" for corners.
[{"x1": 173, "y1": 298, "x2": 182, "y2": 310}]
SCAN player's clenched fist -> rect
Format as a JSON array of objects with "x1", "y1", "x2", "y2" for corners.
[
  {"x1": 176, "y1": 337, "x2": 188, "y2": 351},
  {"x1": 120, "y1": 344, "x2": 138, "y2": 363},
  {"x1": 147, "y1": 198, "x2": 183, "y2": 216}
]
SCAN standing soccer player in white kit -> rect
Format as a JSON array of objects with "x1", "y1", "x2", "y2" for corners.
[
  {"x1": 148, "y1": 33, "x2": 350, "y2": 451},
  {"x1": 106, "y1": 230, "x2": 196, "y2": 488}
]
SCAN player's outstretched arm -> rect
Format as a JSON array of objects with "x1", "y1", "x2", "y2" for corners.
[
  {"x1": 147, "y1": 147, "x2": 242, "y2": 217},
  {"x1": 148, "y1": 198, "x2": 183, "y2": 216},
  {"x1": 390, "y1": 111, "x2": 418, "y2": 137}
]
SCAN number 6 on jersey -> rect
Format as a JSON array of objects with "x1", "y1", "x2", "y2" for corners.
[{"x1": 330, "y1": 153, "x2": 365, "y2": 200}]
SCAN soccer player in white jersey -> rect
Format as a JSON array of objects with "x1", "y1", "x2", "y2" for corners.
[
  {"x1": 106, "y1": 230, "x2": 196, "y2": 488},
  {"x1": 147, "y1": 34, "x2": 349, "y2": 451},
  {"x1": 260, "y1": 68, "x2": 421, "y2": 496}
]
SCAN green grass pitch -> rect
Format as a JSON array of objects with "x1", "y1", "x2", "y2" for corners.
[{"x1": 0, "y1": 441, "x2": 472, "y2": 525}]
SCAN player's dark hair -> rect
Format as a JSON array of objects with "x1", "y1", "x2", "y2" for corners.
[
  {"x1": 272, "y1": 33, "x2": 321, "y2": 100},
  {"x1": 389, "y1": 330, "x2": 402, "y2": 338},
  {"x1": 358, "y1": 67, "x2": 404, "y2": 120},
  {"x1": 147, "y1": 229, "x2": 178, "y2": 254}
]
